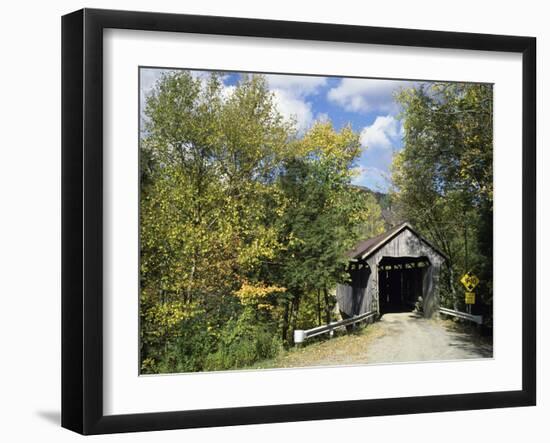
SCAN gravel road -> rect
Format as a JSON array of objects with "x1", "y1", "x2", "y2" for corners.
[
  {"x1": 260, "y1": 311, "x2": 493, "y2": 369},
  {"x1": 362, "y1": 312, "x2": 493, "y2": 364}
]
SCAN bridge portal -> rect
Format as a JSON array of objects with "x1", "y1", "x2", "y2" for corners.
[{"x1": 336, "y1": 222, "x2": 447, "y2": 318}]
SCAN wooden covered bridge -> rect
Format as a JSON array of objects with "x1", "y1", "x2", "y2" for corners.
[{"x1": 336, "y1": 222, "x2": 447, "y2": 319}]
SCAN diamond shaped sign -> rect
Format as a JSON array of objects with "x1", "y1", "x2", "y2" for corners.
[{"x1": 460, "y1": 272, "x2": 479, "y2": 292}]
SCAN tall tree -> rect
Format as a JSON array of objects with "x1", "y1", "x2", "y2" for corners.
[
  {"x1": 140, "y1": 71, "x2": 389, "y2": 371},
  {"x1": 392, "y1": 82, "x2": 493, "y2": 314},
  {"x1": 273, "y1": 122, "x2": 383, "y2": 342},
  {"x1": 140, "y1": 72, "x2": 293, "y2": 371}
]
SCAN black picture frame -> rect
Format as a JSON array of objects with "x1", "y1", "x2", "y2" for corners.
[{"x1": 61, "y1": 8, "x2": 536, "y2": 435}]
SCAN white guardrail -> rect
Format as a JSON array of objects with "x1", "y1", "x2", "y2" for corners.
[
  {"x1": 294, "y1": 310, "x2": 377, "y2": 344},
  {"x1": 439, "y1": 307, "x2": 483, "y2": 325}
]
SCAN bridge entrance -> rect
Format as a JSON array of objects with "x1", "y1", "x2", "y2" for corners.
[
  {"x1": 337, "y1": 223, "x2": 447, "y2": 318},
  {"x1": 378, "y1": 256, "x2": 430, "y2": 314}
]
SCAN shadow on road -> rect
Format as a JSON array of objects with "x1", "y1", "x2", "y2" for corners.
[
  {"x1": 448, "y1": 339, "x2": 493, "y2": 358},
  {"x1": 442, "y1": 321, "x2": 493, "y2": 358},
  {"x1": 407, "y1": 311, "x2": 424, "y2": 320}
]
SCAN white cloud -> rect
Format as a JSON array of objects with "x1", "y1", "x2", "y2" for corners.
[
  {"x1": 265, "y1": 74, "x2": 327, "y2": 133},
  {"x1": 315, "y1": 112, "x2": 330, "y2": 123},
  {"x1": 265, "y1": 74, "x2": 328, "y2": 133},
  {"x1": 271, "y1": 88, "x2": 314, "y2": 133},
  {"x1": 327, "y1": 78, "x2": 412, "y2": 113},
  {"x1": 359, "y1": 115, "x2": 401, "y2": 150},
  {"x1": 265, "y1": 74, "x2": 327, "y2": 97},
  {"x1": 354, "y1": 115, "x2": 403, "y2": 191},
  {"x1": 359, "y1": 115, "x2": 403, "y2": 149}
]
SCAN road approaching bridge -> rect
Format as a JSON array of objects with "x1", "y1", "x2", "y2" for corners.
[
  {"x1": 361, "y1": 312, "x2": 492, "y2": 365},
  {"x1": 253, "y1": 312, "x2": 492, "y2": 370}
]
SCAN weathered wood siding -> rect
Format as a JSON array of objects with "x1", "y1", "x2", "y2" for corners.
[
  {"x1": 336, "y1": 279, "x2": 371, "y2": 318},
  {"x1": 338, "y1": 227, "x2": 445, "y2": 318}
]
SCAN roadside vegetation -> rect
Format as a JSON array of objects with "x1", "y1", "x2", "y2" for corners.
[
  {"x1": 140, "y1": 72, "x2": 384, "y2": 374},
  {"x1": 392, "y1": 83, "x2": 493, "y2": 320},
  {"x1": 139, "y1": 72, "x2": 493, "y2": 374}
]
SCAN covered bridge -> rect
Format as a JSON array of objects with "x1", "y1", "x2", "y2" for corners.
[{"x1": 336, "y1": 222, "x2": 447, "y2": 318}]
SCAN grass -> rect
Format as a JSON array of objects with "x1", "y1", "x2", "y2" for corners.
[{"x1": 243, "y1": 322, "x2": 384, "y2": 370}]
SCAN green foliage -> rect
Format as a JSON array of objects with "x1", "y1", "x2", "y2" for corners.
[
  {"x1": 203, "y1": 308, "x2": 282, "y2": 371},
  {"x1": 139, "y1": 71, "x2": 386, "y2": 373},
  {"x1": 277, "y1": 123, "x2": 368, "y2": 290},
  {"x1": 392, "y1": 82, "x2": 493, "y2": 320}
]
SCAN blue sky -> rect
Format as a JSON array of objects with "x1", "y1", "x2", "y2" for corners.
[{"x1": 140, "y1": 68, "x2": 424, "y2": 192}]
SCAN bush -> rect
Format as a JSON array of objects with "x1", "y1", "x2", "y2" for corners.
[
  {"x1": 203, "y1": 309, "x2": 282, "y2": 371},
  {"x1": 141, "y1": 311, "x2": 218, "y2": 374},
  {"x1": 140, "y1": 294, "x2": 284, "y2": 374}
]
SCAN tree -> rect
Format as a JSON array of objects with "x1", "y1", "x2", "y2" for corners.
[
  {"x1": 140, "y1": 72, "x2": 293, "y2": 372},
  {"x1": 392, "y1": 82, "x2": 493, "y2": 316},
  {"x1": 140, "y1": 70, "x2": 388, "y2": 371},
  {"x1": 273, "y1": 122, "x2": 383, "y2": 342}
]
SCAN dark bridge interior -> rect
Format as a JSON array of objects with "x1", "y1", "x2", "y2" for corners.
[{"x1": 378, "y1": 256, "x2": 430, "y2": 313}]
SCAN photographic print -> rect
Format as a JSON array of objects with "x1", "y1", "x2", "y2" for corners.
[
  {"x1": 61, "y1": 10, "x2": 535, "y2": 433},
  {"x1": 138, "y1": 67, "x2": 494, "y2": 375}
]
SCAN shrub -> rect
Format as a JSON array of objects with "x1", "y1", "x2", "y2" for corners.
[{"x1": 203, "y1": 309, "x2": 282, "y2": 371}]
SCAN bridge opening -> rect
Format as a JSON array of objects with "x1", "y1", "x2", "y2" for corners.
[{"x1": 378, "y1": 256, "x2": 430, "y2": 314}]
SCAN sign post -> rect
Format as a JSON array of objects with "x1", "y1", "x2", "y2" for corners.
[{"x1": 460, "y1": 272, "x2": 479, "y2": 313}]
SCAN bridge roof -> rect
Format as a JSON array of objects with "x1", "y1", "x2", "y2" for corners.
[{"x1": 348, "y1": 222, "x2": 448, "y2": 261}]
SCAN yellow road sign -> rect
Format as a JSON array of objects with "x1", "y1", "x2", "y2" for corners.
[
  {"x1": 460, "y1": 272, "x2": 479, "y2": 292},
  {"x1": 465, "y1": 292, "x2": 475, "y2": 304}
]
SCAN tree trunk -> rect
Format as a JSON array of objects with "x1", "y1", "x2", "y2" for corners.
[
  {"x1": 317, "y1": 289, "x2": 322, "y2": 326},
  {"x1": 290, "y1": 295, "x2": 301, "y2": 345},
  {"x1": 448, "y1": 263, "x2": 458, "y2": 310},
  {"x1": 281, "y1": 301, "x2": 290, "y2": 345},
  {"x1": 186, "y1": 258, "x2": 195, "y2": 303},
  {"x1": 323, "y1": 287, "x2": 331, "y2": 325}
]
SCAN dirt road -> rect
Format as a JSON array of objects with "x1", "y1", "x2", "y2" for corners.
[
  {"x1": 360, "y1": 312, "x2": 492, "y2": 365},
  {"x1": 254, "y1": 311, "x2": 492, "y2": 370}
]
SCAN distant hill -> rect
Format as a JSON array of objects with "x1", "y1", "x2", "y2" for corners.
[{"x1": 350, "y1": 185, "x2": 401, "y2": 228}]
